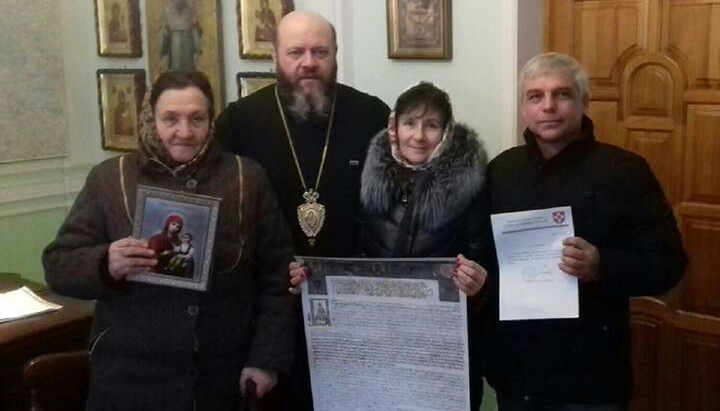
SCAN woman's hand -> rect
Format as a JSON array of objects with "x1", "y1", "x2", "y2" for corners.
[
  {"x1": 240, "y1": 367, "x2": 278, "y2": 399},
  {"x1": 289, "y1": 261, "x2": 310, "y2": 295},
  {"x1": 453, "y1": 254, "x2": 487, "y2": 296},
  {"x1": 107, "y1": 237, "x2": 157, "y2": 281}
]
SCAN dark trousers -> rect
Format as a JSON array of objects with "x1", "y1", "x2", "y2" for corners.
[{"x1": 496, "y1": 393, "x2": 627, "y2": 411}]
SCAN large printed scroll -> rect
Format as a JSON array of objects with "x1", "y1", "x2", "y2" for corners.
[{"x1": 300, "y1": 257, "x2": 470, "y2": 411}]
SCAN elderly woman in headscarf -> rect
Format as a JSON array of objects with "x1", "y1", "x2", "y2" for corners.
[
  {"x1": 43, "y1": 71, "x2": 295, "y2": 410},
  {"x1": 290, "y1": 81, "x2": 490, "y2": 408}
]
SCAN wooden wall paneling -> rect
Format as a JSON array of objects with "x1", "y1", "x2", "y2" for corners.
[
  {"x1": 622, "y1": 54, "x2": 685, "y2": 204},
  {"x1": 547, "y1": 0, "x2": 650, "y2": 86},
  {"x1": 544, "y1": 0, "x2": 574, "y2": 53},
  {"x1": 547, "y1": 1, "x2": 720, "y2": 409},
  {"x1": 677, "y1": 331, "x2": 720, "y2": 411},
  {"x1": 684, "y1": 105, "x2": 720, "y2": 204},
  {"x1": 587, "y1": 101, "x2": 620, "y2": 146},
  {"x1": 626, "y1": 65, "x2": 674, "y2": 117},
  {"x1": 629, "y1": 311, "x2": 663, "y2": 411},
  {"x1": 679, "y1": 216, "x2": 720, "y2": 315},
  {"x1": 627, "y1": 129, "x2": 678, "y2": 202},
  {"x1": 575, "y1": 0, "x2": 648, "y2": 86},
  {"x1": 663, "y1": 0, "x2": 720, "y2": 89}
]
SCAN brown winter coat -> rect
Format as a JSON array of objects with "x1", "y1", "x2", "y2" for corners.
[{"x1": 43, "y1": 142, "x2": 296, "y2": 410}]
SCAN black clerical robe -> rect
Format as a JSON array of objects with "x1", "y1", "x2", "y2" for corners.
[{"x1": 216, "y1": 83, "x2": 390, "y2": 257}]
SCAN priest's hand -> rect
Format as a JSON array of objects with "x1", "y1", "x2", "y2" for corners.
[{"x1": 289, "y1": 261, "x2": 310, "y2": 295}]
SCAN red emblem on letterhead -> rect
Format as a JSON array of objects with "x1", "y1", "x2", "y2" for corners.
[{"x1": 552, "y1": 211, "x2": 565, "y2": 224}]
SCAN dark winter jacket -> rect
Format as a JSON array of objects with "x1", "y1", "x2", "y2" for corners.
[
  {"x1": 42, "y1": 142, "x2": 296, "y2": 410},
  {"x1": 360, "y1": 124, "x2": 488, "y2": 259},
  {"x1": 480, "y1": 116, "x2": 687, "y2": 404}
]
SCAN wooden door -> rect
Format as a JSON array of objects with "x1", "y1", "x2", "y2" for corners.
[{"x1": 545, "y1": 1, "x2": 720, "y2": 409}]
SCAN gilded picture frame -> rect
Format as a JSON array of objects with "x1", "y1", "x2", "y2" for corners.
[
  {"x1": 94, "y1": 0, "x2": 142, "y2": 57},
  {"x1": 146, "y1": 0, "x2": 224, "y2": 111},
  {"x1": 387, "y1": 0, "x2": 452, "y2": 60},
  {"x1": 96, "y1": 69, "x2": 146, "y2": 152},
  {"x1": 130, "y1": 185, "x2": 220, "y2": 292},
  {"x1": 236, "y1": 72, "x2": 276, "y2": 98},
  {"x1": 237, "y1": 0, "x2": 295, "y2": 59}
]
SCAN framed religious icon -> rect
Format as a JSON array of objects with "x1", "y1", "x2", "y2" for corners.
[
  {"x1": 386, "y1": 0, "x2": 452, "y2": 60},
  {"x1": 146, "y1": 0, "x2": 224, "y2": 110},
  {"x1": 130, "y1": 185, "x2": 220, "y2": 291},
  {"x1": 96, "y1": 69, "x2": 146, "y2": 151},
  {"x1": 237, "y1": 0, "x2": 295, "y2": 59},
  {"x1": 94, "y1": 0, "x2": 142, "y2": 57},
  {"x1": 236, "y1": 71, "x2": 276, "y2": 98}
]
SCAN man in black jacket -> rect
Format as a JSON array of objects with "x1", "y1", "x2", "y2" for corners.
[
  {"x1": 215, "y1": 11, "x2": 389, "y2": 411},
  {"x1": 480, "y1": 52, "x2": 687, "y2": 410}
]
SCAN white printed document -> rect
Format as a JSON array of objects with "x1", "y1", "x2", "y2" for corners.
[
  {"x1": 299, "y1": 257, "x2": 470, "y2": 411},
  {"x1": 0, "y1": 286, "x2": 62, "y2": 323},
  {"x1": 491, "y1": 206, "x2": 578, "y2": 321}
]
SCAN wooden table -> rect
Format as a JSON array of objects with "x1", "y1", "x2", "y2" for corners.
[{"x1": 0, "y1": 273, "x2": 94, "y2": 411}]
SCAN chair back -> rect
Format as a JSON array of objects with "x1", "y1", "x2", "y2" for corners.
[{"x1": 22, "y1": 351, "x2": 89, "y2": 411}]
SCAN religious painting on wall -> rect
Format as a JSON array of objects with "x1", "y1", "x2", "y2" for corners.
[
  {"x1": 96, "y1": 69, "x2": 146, "y2": 151},
  {"x1": 130, "y1": 185, "x2": 220, "y2": 292},
  {"x1": 236, "y1": 71, "x2": 276, "y2": 98},
  {"x1": 146, "y1": 0, "x2": 224, "y2": 110},
  {"x1": 387, "y1": 0, "x2": 452, "y2": 60},
  {"x1": 237, "y1": 0, "x2": 294, "y2": 59},
  {"x1": 94, "y1": 0, "x2": 142, "y2": 57}
]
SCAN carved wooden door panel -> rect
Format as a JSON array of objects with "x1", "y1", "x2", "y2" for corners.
[{"x1": 545, "y1": 1, "x2": 720, "y2": 409}]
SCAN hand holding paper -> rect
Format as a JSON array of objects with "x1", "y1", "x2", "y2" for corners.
[
  {"x1": 491, "y1": 206, "x2": 579, "y2": 321},
  {"x1": 560, "y1": 236, "x2": 600, "y2": 282}
]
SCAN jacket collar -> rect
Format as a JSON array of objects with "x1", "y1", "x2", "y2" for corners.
[{"x1": 523, "y1": 115, "x2": 596, "y2": 169}]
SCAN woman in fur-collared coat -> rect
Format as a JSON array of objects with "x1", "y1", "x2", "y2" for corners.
[
  {"x1": 361, "y1": 81, "x2": 489, "y2": 409},
  {"x1": 360, "y1": 82, "x2": 488, "y2": 265},
  {"x1": 289, "y1": 82, "x2": 491, "y2": 408}
]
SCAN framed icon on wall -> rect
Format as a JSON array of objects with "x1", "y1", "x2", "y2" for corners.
[
  {"x1": 96, "y1": 69, "x2": 146, "y2": 151},
  {"x1": 94, "y1": 0, "x2": 142, "y2": 57},
  {"x1": 387, "y1": 0, "x2": 452, "y2": 60},
  {"x1": 237, "y1": 0, "x2": 294, "y2": 59}
]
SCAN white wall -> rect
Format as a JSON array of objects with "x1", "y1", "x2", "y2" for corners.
[
  {"x1": 517, "y1": 0, "x2": 544, "y2": 144},
  {"x1": 224, "y1": 0, "x2": 518, "y2": 157},
  {"x1": 0, "y1": 0, "x2": 543, "y2": 217},
  {"x1": 341, "y1": 1, "x2": 508, "y2": 156},
  {"x1": 2, "y1": 0, "x2": 533, "y2": 198},
  {"x1": 52, "y1": 0, "x2": 525, "y2": 172},
  {"x1": 1, "y1": 0, "x2": 543, "y2": 280}
]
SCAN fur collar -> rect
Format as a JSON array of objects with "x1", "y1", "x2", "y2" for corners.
[{"x1": 361, "y1": 123, "x2": 488, "y2": 230}]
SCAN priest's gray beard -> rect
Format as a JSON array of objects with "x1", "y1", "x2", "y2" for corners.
[{"x1": 277, "y1": 70, "x2": 337, "y2": 123}]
